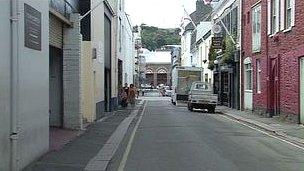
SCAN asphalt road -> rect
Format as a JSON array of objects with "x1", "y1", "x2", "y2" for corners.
[{"x1": 109, "y1": 97, "x2": 304, "y2": 171}]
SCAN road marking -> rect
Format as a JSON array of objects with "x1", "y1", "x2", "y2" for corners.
[
  {"x1": 118, "y1": 101, "x2": 148, "y2": 171},
  {"x1": 220, "y1": 115, "x2": 304, "y2": 151}
]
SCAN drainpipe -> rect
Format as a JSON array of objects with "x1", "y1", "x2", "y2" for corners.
[
  {"x1": 265, "y1": 1, "x2": 270, "y2": 117},
  {"x1": 10, "y1": 0, "x2": 20, "y2": 170},
  {"x1": 239, "y1": 0, "x2": 242, "y2": 110}
]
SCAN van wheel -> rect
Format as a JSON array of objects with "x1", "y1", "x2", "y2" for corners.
[{"x1": 208, "y1": 106, "x2": 215, "y2": 113}]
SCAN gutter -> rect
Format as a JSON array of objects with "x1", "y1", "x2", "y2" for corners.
[{"x1": 10, "y1": 0, "x2": 20, "y2": 170}]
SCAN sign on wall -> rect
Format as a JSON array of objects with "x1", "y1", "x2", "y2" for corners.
[{"x1": 24, "y1": 3, "x2": 41, "y2": 51}]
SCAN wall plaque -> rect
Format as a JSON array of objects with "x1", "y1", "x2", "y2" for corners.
[{"x1": 24, "y1": 3, "x2": 41, "y2": 51}]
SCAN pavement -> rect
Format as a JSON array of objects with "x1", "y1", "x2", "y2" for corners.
[
  {"x1": 217, "y1": 106, "x2": 304, "y2": 147},
  {"x1": 49, "y1": 127, "x2": 83, "y2": 151},
  {"x1": 24, "y1": 101, "x2": 144, "y2": 171}
]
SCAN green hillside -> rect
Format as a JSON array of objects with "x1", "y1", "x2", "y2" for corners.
[{"x1": 140, "y1": 24, "x2": 181, "y2": 51}]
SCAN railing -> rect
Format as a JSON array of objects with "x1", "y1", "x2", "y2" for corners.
[{"x1": 49, "y1": 0, "x2": 77, "y2": 19}]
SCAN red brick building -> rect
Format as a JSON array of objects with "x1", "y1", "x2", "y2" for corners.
[{"x1": 241, "y1": 0, "x2": 304, "y2": 123}]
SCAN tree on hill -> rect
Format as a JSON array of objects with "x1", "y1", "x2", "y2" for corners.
[{"x1": 140, "y1": 24, "x2": 181, "y2": 51}]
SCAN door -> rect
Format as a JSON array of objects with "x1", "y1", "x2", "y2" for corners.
[
  {"x1": 49, "y1": 46, "x2": 63, "y2": 127},
  {"x1": 269, "y1": 58, "x2": 279, "y2": 116},
  {"x1": 221, "y1": 72, "x2": 229, "y2": 106},
  {"x1": 300, "y1": 58, "x2": 304, "y2": 123},
  {"x1": 104, "y1": 69, "x2": 111, "y2": 112},
  {"x1": 104, "y1": 14, "x2": 112, "y2": 112},
  {"x1": 118, "y1": 59, "x2": 123, "y2": 87}
]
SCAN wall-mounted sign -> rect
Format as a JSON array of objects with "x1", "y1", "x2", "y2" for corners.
[
  {"x1": 24, "y1": 4, "x2": 41, "y2": 51},
  {"x1": 212, "y1": 37, "x2": 223, "y2": 49}
]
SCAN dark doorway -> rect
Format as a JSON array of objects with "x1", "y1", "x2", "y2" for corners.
[
  {"x1": 49, "y1": 46, "x2": 63, "y2": 127},
  {"x1": 269, "y1": 58, "x2": 279, "y2": 116},
  {"x1": 104, "y1": 69, "x2": 111, "y2": 112},
  {"x1": 118, "y1": 59, "x2": 123, "y2": 88},
  {"x1": 157, "y1": 73, "x2": 167, "y2": 85},
  {"x1": 221, "y1": 71, "x2": 229, "y2": 106},
  {"x1": 104, "y1": 14, "x2": 112, "y2": 112},
  {"x1": 146, "y1": 73, "x2": 153, "y2": 85}
]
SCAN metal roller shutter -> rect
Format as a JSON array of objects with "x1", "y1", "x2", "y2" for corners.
[{"x1": 49, "y1": 14, "x2": 63, "y2": 49}]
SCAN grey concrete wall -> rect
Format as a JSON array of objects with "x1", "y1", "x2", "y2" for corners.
[
  {"x1": 17, "y1": 0, "x2": 50, "y2": 169},
  {"x1": 0, "y1": 1, "x2": 12, "y2": 170},
  {"x1": 63, "y1": 13, "x2": 83, "y2": 129}
]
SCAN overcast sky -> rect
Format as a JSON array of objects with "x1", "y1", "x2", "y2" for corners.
[{"x1": 125, "y1": 0, "x2": 197, "y2": 28}]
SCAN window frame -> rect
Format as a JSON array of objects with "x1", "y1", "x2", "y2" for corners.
[
  {"x1": 285, "y1": 0, "x2": 292, "y2": 29},
  {"x1": 271, "y1": 0, "x2": 277, "y2": 34},
  {"x1": 244, "y1": 57, "x2": 253, "y2": 91},
  {"x1": 256, "y1": 59, "x2": 261, "y2": 93},
  {"x1": 252, "y1": 4, "x2": 261, "y2": 53}
]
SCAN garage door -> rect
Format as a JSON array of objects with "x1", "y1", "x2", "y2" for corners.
[{"x1": 49, "y1": 14, "x2": 63, "y2": 49}]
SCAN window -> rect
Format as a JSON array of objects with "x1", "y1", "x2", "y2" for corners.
[
  {"x1": 256, "y1": 59, "x2": 261, "y2": 93},
  {"x1": 205, "y1": 45, "x2": 208, "y2": 61},
  {"x1": 271, "y1": 0, "x2": 277, "y2": 34},
  {"x1": 268, "y1": 0, "x2": 295, "y2": 33},
  {"x1": 119, "y1": 0, "x2": 122, "y2": 10},
  {"x1": 285, "y1": 0, "x2": 292, "y2": 29},
  {"x1": 244, "y1": 58, "x2": 253, "y2": 91},
  {"x1": 119, "y1": 18, "x2": 122, "y2": 52},
  {"x1": 205, "y1": 73, "x2": 209, "y2": 83},
  {"x1": 252, "y1": 4, "x2": 261, "y2": 53},
  {"x1": 280, "y1": 0, "x2": 295, "y2": 30}
]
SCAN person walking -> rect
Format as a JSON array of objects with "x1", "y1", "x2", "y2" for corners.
[
  {"x1": 123, "y1": 83, "x2": 129, "y2": 107},
  {"x1": 128, "y1": 84, "x2": 137, "y2": 108},
  {"x1": 119, "y1": 88, "x2": 128, "y2": 108}
]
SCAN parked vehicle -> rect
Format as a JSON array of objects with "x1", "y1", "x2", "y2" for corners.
[
  {"x1": 165, "y1": 89, "x2": 173, "y2": 97},
  {"x1": 171, "y1": 66, "x2": 203, "y2": 105},
  {"x1": 187, "y1": 82, "x2": 218, "y2": 113}
]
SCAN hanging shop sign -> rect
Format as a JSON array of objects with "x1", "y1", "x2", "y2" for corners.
[{"x1": 212, "y1": 37, "x2": 223, "y2": 49}]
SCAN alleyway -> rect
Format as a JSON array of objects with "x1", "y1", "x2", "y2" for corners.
[{"x1": 108, "y1": 97, "x2": 304, "y2": 171}]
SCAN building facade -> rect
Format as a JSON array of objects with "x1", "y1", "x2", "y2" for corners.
[
  {"x1": 194, "y1": 21, "x2": 214, "y2": 84},
  {"x1": 49, "y1": 0, "x2": 83, "y2": 129},
  {"x1": 181, "y1": 27, "x2": 194, "y2": 67},
  {"x1": 0, "y1": 0, "x2": 49, "y2": 170},
  {"x1": 180, "y1": 0, "x2": 212, "y2": 67},
  {"x1": 212, "y1": 0, "x2": 241, "y2": 109},
  {"x1": 145, "y1": 51, "x2": 172, "y2": 86},
  {"x1": 80, "y1": 0, "x2": 123, "y2": 119},
  {"x1": 242, "y1": 0, "x2": 304, "y2": 123},
  {"x1": 117, "y1": 1, "x2": 134, "y2": 88}
]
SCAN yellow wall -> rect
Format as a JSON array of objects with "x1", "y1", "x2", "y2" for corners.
[{"x1": 81, "y1": 41, "x2": 96, "y2": 122}]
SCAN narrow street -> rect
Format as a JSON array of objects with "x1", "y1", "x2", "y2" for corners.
[
  {"x1": 2, "y1": 0, "x2": 304, "y2": 170},
  {"x1": 108, "y1": 94, "x2": 304, "y2": 171}
]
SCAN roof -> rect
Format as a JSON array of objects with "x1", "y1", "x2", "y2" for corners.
[{"x1": 196, "y1": 22, "x2": 212, "y2": 42}]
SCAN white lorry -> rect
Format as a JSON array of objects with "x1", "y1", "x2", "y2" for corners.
[{"x1": 171, "y1": 66, "x2": 203, "y2": 105}]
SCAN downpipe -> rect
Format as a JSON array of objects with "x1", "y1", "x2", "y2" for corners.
[
  {"x1": 10, "y1": 0, "x2": 20, "y2": 170},
  {"x1": 239, "y1": 0, "x2": 243, "y2": 110}
]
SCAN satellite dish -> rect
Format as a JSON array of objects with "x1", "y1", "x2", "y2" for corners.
[{"x1": 212, "y1": 24, "x2": 222, "y2": 34}]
